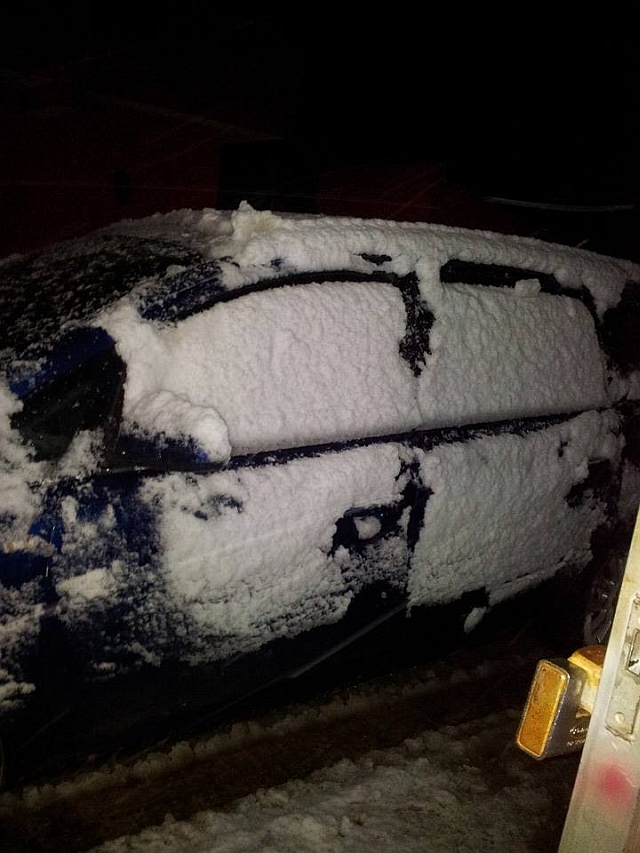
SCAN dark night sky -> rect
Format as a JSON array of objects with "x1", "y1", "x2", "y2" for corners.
[
  {"x1": 4, "y1": 7, "x2": 638, "y2": 164},
  {"x1": 1, "y1": 7, "x2": 638, "y2": 254}
]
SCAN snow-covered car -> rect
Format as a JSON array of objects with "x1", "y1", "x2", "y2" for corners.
[{"x1": 1, "y1": 205, "x2": 639, "y2": 783}]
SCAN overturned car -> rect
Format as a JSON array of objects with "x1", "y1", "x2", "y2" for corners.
[{"x1": 1, "y1": 206, "x2": 639, "y2": 783}]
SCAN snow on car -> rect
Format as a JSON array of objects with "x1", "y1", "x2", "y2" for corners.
[{"x1": 1, "y1": 204, "x2": 639, "y2": 782}]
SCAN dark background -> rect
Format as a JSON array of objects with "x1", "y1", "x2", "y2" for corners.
[{"x1": 1, "y1": 7, "x2": 639, "y2": 258}]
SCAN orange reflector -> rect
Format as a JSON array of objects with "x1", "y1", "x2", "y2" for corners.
[{"x1": 517, "y1": 658, "x2": 590, "y2": 759}]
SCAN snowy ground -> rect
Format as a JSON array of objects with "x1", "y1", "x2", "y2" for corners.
[
  {"x1": 1, "y1": 637, "x2": 579, "y2": 852},
  {"x1": 89, "y1": 710, "x2": 577, "y2": 853}
]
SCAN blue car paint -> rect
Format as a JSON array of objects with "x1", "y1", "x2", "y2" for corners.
[
  {"x1": 139, "y1": 260, "x2": 227, "y2": 322},
  {"x1": 0, "y1": 551, "x2": 49, "y2": 589},
  {"x1": 7, "y1": 327, "x2": 117, "y2": 399}
]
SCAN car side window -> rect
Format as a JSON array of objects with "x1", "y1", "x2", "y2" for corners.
[
  {"x1": 417, "y1": 260, "x2": 607, "y2": 426},
  {"x1": 113, "y1": 278, "x2": 425, "y2": 467}
]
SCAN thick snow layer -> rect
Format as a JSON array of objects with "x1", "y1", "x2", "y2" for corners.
[
  {"x1": 106, "y1": 205, "x2": 639, "y2": 316},
  {"x1": 43, "y1": 412, "x2": 622, "y2": 676},
  {"x1": 410, "y1": 410, "x2": 623, "y2": 607},
  {"x1": 129, "y1": 390, "x2": 232, "y2": 463},
  {"x1": 420, "y1": 283, "x2": 607, "y2": 428},
  {"x1": 98, "y1": 277, "x2": 608, "y2": 458},
  {"x1": 141, "y1": 444, "x2": 408, "y2": 658},
  {"x1": 100, "y1": 281, "x2": 421, "y2": 458},
  {"x1": 95, "y1": 206, "x2": 621, "y2": 459},
  {"x1": 1, "y1": 205, "x2": 639, "y2": 714},
  {"x1": 116, "y1": 411, "x2": 619, "y2": 669}
]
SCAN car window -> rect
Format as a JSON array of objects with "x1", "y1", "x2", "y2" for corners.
[
  {"x1": 417, "y1": 263, "x2": 607, "y2": 427},
  {"x1": 113, "y1": 278, "x2": 424, "y2": 466},
  {"x1": 106, "y1": 259, "x2": 610, "y2": 469}
]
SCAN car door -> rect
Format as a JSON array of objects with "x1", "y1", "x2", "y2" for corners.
[{"x1": 41, "y1": 275, "x2": 431, "y2": 683}]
